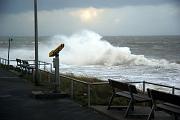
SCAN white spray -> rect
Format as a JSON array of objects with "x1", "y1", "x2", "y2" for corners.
[
  {"x1": 49, "y1": 30, "x2": 177, "y2": 67},
  {"x1": 1, "y1": 30, "x2": 178, "y2": 68}
]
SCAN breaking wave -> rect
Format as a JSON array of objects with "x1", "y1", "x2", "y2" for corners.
[
  {"x1": 1, "y1": 30, "x2": 179, "y2": 68},
  {"x1": 49, "y1": 30, "x2": 178, "y2": 67}
]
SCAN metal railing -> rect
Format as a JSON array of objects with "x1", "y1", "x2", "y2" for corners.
[
  {"x1": 1, "y1": 57, "x2": 180, "y2": 107},
  {"x1": 59, "y1": 74, "x2": 180, "y2": 107},
  {"x1": 0, "y1": 57, "x2": 52, "y2": 72},
  {"x1": 60, "y1": 74, "x2": 108, "y2": 107},
  {"x1": 38, "y1": 60, "x2": 53, "y2": 72},
  {"x1": 0, "y1": 57, "x2": 8, "y2": 65},
  {"x1": 126, "y1": 81, "x2": 180, "y2": 95}
]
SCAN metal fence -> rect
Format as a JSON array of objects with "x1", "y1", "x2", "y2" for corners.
[
  {"x1": 59, "y1": 75, "x2": 180, "y2": 107},
  {"x1": 0, "y1": 57, "x2": 8, "y2": 65},
  {"x1": 1, "y1": 57, "x2": 180, "y2": 107},
  {"x1": 0, "y1": 57, "x2": 52, "y2": 72}
]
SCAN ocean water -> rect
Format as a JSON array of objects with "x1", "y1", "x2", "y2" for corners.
[{"x1": 0, "y1": 30, "x2": 180, "y2": 90}]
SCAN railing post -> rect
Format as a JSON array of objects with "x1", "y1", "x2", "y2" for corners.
[
  {"x1": 143, "y1": 81, "x2": 145, "y2": 94},
  {"x1": 39, "y1": 70, "x2": 41, "y2": 82},
  {"x1": 32, "y1": 69, "x2": 35, "y2": 82},
  {"x1": 71, "y1": 80, "x2": 74, "y2": 99},
  {"x1": 5, "y1": 59, "x2": 8, "y2": 66},
  {"x1": 172, "y1": 86, "x2": 175, "y2": 94},
  {"x1": 88, "y1": 84, "x2": 91, "y2": 107},
  {"x1": 44, "y1": 62, "x2": 45, "y2": 71},
  {"x1": 38, "y1": 61, "x2": 40, "y2": 68},
  {"x1": 6, "y1": 59, "x2": 9, "y2": 69},
  {"x1": 3, "y1": 59, "x2": 4, "y2": 65},
  {"x1": 50, "y1": 63, "x2": 53, "y2": 72}
]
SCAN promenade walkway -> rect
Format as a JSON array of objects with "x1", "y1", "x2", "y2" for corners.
[
  {"x1": 0, "y1": 68, "x2": 112, "y2": 120},
  {"x1": 0, "y1": 68, "x2": 177, "y2": 120}
]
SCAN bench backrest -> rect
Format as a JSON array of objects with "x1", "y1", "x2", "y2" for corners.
[
  {"x1": 16, "y1": 59, "x2": 22, "y2": 65},
  {"x1": 148, "y1": 89, "x2": 180, "y2": 106},
  {"x1": 22, "y1": 60, "x2": 29, "y2": 66},
  {"x1": 108, "y1": 79, "x2": 137, "y2": 94}
]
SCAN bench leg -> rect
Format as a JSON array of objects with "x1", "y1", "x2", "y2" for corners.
[
  {"x1": 172, "y1": 113, "x2": 178, "y2": 120},
  {"x1": 131, "y1": 102, "x2": 134, "y2": 111},
  {"x1": 107, "y1": 93, "x2": 115, "y2": 110},
  {"x1": 20, "y1": 67, "x2": 23, "y2": 73},
  {"x1": 22, "y1": 67, "x2": 26, "y2": 74},
  {"x1": 124, "y1": 99, "x2": 133, "y2": 118},
  {"x1": 25, "y1": 68, "x2": 28, "y2": 74},
  {"x1": 147, "y1": 105, "x2": 155, "y2": 120},
  {"x1": 27, "y1": 68, "x2": 31, "y2": 74}
]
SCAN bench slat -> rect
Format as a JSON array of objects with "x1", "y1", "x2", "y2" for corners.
[
  {"x1": 116, "y1": 91, "x2": 151, "y2": 102},
  {"x1": 16, "y1": 59, "x2": 35, "y2": 74},
  {"x1": 108, "y1": 79, "x2": 151, "y2": 118},
  {"x1": 149, "y1": 89, "x2": 180, "y2": 106},
  {"x1": 147, "y1": 89, "x2": 180, "y2": 120},
  {"x1": 157, "y1": 103, "x2": 180, "y2": 114},
  {"x1": 116, "y1": 91, "x2": 131, "y2": 98}
]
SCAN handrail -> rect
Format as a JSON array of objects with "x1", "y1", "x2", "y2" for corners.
[
  {"x1": 0, "y1": 57, "x2": 8, "y2": 65},
  {"x1": 60, "y1": 74, "x2": 109, "y2": 85},
  {"x1": 60, "y1": 74, "x2": 89, "y2": 85},
  {"x1": 58, "y1": 74, "x2": 180, "y2": 107},
  {"x1": 145, "y1": 81, "x2": 180, "y2": 90},
  {"x1": 0, "y1": 57, "x2": 52, "y2": 72},
  {"x1": 91, "y1": 82, "x2": 109, "y2": 85},
  {"x1": 126, "y1": 81, "x2": 180, "y2": 91},
  {"x1": 1, "y1": 56, "x2": 180, "y2": 107}
]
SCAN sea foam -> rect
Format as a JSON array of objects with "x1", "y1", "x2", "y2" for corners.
[
  {"x1": 1, "y1": 30, "x2": 179, "y2": 69},
  {"x1": 48, "y1": 30, "x2": 178, "y2": 68}
]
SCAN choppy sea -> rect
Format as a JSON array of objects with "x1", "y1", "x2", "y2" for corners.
[{"x1": 1, "y1": 30, "x2": 180, "y2": 92}]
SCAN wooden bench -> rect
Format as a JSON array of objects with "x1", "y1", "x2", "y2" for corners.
[
  {"x1": 107, "y1": 79, "x2": 151, "y2": 118},
  {"x1": 147, "y1": 89, "x2": 180, "y2": 120},
  {"x1": 21, "y1": 60, "x2": 35, "y2": 74},
  {"x1": 15, "y1": 58, "x2": 22, "y2": 71}
]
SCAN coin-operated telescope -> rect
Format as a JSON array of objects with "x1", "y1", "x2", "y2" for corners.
[{"x1": 49, "y1": 44, "x2": 64, "y2": 93}]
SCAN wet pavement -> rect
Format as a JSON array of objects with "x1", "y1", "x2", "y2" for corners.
[{"x1": 0, "y1": 68, "x2": 112, "y2": 120}]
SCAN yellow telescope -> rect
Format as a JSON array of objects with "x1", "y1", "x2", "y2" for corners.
[{"x1": 49, "y1": 44, "x2": 64, "y2": 57}]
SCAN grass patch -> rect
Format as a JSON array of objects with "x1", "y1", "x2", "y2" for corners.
[{"x1": 0, "y1": 65, "x2": 132, "y2": 106}]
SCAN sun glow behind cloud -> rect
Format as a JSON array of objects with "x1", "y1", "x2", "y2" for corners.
[{"x1": 70, "y1": 7, "x2": 104, "y2": 23}]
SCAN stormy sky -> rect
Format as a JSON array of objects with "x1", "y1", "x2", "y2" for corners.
[{"x1": 0, "y1": 0, "x2": 180, "y2": 36}]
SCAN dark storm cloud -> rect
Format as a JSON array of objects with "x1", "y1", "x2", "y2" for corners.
[
  {"x1": 0, "y1": 0, "x2": 179, "y2": 14},
  {"x1": 0, "y1": 0, "x2": 32, "y2": 14}
]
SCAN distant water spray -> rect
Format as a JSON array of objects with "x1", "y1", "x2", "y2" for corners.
[
  {"x1": 47, "y1": 30, "x2": 178, "y2": 68},
  {"x1": 1, "y1": 30, "x2": 179, "y2": 68}
]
